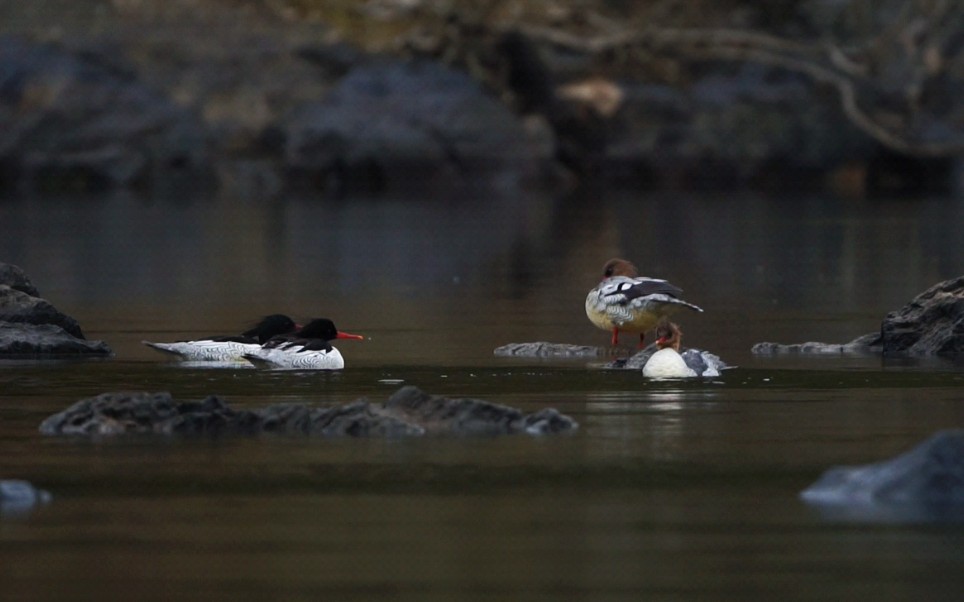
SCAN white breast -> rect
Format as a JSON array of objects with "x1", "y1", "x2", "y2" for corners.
[{"x1": 245, "y1": 345, "x2": 346, "y2": 370}]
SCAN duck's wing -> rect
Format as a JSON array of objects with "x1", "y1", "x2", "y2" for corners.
[{"x1": 599, "y1": 277, "x2": 684, "y2": 305}]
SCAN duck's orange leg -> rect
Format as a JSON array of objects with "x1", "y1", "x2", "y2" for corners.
[
  {"x1": 637, "y1": 333, "x2": 646, "y2": 349},
  {"x1": 610, "y1": 327, "x2": 620, "y2": 346}
]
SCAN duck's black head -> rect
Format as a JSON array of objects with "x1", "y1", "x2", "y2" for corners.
[{"x1": 248, "y1": 314, "x2": 299, "y2": 343}]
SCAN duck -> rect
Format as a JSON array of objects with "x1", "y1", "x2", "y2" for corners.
[
  {"x1": 143, "y1": 314, "x2": 299, "y2": 362},
  {"x1": 243, "y1": 318, "x2": 364, "y2": 369},
  {"x1": 642, "y1": 320, "x2": 725, "y2": 378},
  {"x1": 585, "y1": 258, "x2": 703, "y2": 347}
]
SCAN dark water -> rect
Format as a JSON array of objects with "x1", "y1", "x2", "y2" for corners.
[{"x1": 2, "y1": 189, "x2": 963, "y2": 601}]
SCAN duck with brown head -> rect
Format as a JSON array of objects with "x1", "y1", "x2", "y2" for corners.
[{"x1": 585, "y1": 258, "x2": 703, "y2": 348}]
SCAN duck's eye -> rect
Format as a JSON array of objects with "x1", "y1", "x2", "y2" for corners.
[{"x1": 604, "y1": 267, "x2": 614, "y2": 277}]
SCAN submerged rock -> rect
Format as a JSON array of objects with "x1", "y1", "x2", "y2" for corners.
[
  {"x1": 801, "y1": 430, "x2": 964, "y2": 522},
  {"x1": 493, "y1": 342, "x2": 602, "y2": 358},
  {"x1": 0, "y1": 479, "x2": 52, "y2": 518},
  {"x1": 383, "y1": 385, "x2": 576, "y2": 435},
  {"x1": 0, "y1": 263, "x2": 111, "y2": 356},
  {"x1": 753, "y1": 276, "x2": 964, "y2": 357},
  {"x1": 39, "y1": 386, "x2": 577, "y2": 438}
]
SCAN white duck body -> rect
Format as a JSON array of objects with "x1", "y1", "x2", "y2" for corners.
[
  {"x1": 243, "y1": 318, "x2": 362, "y2": 370},
  {"x1": 143, "y1": 340, "x2": 262, "y2": 362},
  {"x1": 143, "y1": 314, "x2": 298, "y2": 363},
  {"x1": 244, "y1": 344, "x2": 346, "y2": 370}
]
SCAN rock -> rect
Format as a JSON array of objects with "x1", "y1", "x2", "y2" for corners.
[
  {"x1": 258, "y1": 401, "x2": 425, "y2": 437},
  {"x1": 0, "y1": 284, "x2": 86, "y2": 339},
  {"x1": 751, "y1": 335, "x2": 880, "y2": 355},
  {"x1": 382, "y1": 385, "x2": 577, "y2": 435},
  {"x1": 0, "y1": 479, "x2": 52, "y2": 518},
  {"x1": 0, "y1": 35, "x2": 211, "y2": 194},
  {"x1": 753, "y1": 276, "x2": 964, "y2": 357},
  {"x1": 493, "y1": 342, "x2": 602, "y2": 358},
  {"x1": 879, "y1": 276, "x2": 964, "y2": 356},
  {"x1": 0, "y1": 323, "x2": 112, "y2": 355},
  {"x1": 39, "y1": 387, "x2": 577, "y2": 438},
  {"x1": 0, "y1": 263, "x2": 111, "y2": 355},
  {"x1": 801, "y1": 430, "x2": 964, "y2": 522},
  {"x1": 0, "y1": 263, "x2": 40, "y2": 296},
  {"x1": 280, "y1": 59, "x2": 551, "y2": 194}
]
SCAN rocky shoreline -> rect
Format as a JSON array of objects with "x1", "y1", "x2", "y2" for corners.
[{"x1": 2, "y1": 1, "x2": 961, "y2": 198}]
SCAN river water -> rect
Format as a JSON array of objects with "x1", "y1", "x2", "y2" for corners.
[{"x1": 1, "y1": 188, "x2": 963, "y2": 601}]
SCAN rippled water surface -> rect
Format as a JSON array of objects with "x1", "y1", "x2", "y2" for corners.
[{"x1": 2, "y1": 189, "x2": 963, "y2": 601}]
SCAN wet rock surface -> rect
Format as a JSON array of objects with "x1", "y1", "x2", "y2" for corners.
[
  {"x1": 0, "y1": 263, "x2": 111, "y2": 355},
  {"x1": 801, "y1": 430, "x2": 964, "y2": 522},
  {"x1": 753, "y1": 277, "x2": 964, "y2": 357},
  {"x1": 39, "y1": 386, "x2": 577, "y2": 438},
  {"x1": 878, "y1": 276, "x2": 964, "y2": 356}
]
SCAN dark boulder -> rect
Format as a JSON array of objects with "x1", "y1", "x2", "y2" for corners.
[
  {"x1": 0, "y1": 263, "x2": 111, "y2": 355},
  {"x1": 0, "y1": 284, "x2": 85, "y2": 339},
  {"x1": 279, "y1": 59, "x2": 551, "y2": 194},
  {"x1": 0, "y1": 263, "x2": 39, "y2": 296},
  {"x1": 39, "y1": 386, "x2": 577, "y2": 438},
  {"x1": 0, "y1": 35, "x2": 211, "y2": 194},
  {"x1": 0, "y1": 322, "x2": 111, "y2": 355},
  {"x1": 879, "y1": 276, "x2": 964, "y2": 356},
  {"x1": 752, "y1": 277, "x2": 964, "y2": 357},
  {"x1": 801, "y1": 430, "x2": 964, "y2": 522}
]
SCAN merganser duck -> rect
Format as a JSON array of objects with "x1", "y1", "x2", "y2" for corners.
[
  {"x1": 243, "y1": 318, "x2": 364, "y2": 369},
  {"x1": 586, "y1": 258, "x2": 703, "y2": 347},
  {"x1": 143, "y1": 314, "x2": 299, "y2": 362},
  {"x1": 642, "y1": 320, "x2": 725, "y2": 378}
]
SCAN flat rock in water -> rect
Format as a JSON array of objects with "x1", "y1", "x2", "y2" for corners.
[
  {"x1": 801, "y1": 430, "x2": 964, "y2": 522},
  {"x1": 493, "y1": 342, "x2": 602, "y2": 358},
  {"x1": 751, "y1": 334, "x2": 880, "y2": 356},
  {"x1": 39, "y1": 386, "x2": 577, "y2": 438}
]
